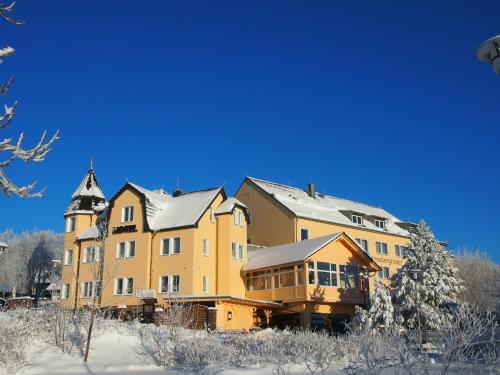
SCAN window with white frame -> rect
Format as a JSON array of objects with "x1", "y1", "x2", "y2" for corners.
[
  {"x1": 351, "y1": 214, "x2": 363, "y2": 225},
  {"x1": 83, "y1": 246, "x2": 101, "y2": 263},
  {"x1": 355, "y1": 238, "x2": 369, "y2": 252},
  {"x1": 378, "y1": 267, "x2": 390, "y2": 279},
  {"x1": 202, "y1": 238, "x2": 209, "y2": 256},
  {"x1": 81, "y1": 281, "x2": 95, "y2": 298},
  {"x1": 161, "y1": 237, "x2": 180, "y2": 256},
  {"x1": 62, "y1": 283, "x2": 70, "y2": 299},
  {"x1": 308, "y1": 261, "x2": 315, "y2": 284},
  {"x1": 374, "y1": 219, "x2": 385, "y2": 229},
  {"x1": 234, "y1": 210, "x2": 244, "y2": 226},
  {"x1": 316, "y1": 262, "x2": 338, "y2": 287},
  {"x1": 202, "y1": 276, "x2": 208, "y2": 293},
  {"x1": 64, "y1": 249, "x2": 73, "y2": 265},
  {"x1": 115, "y1": 277, "x2": 134, "y2": 295},
  {"x1": 376, "y1": 241, "x2": 388, "y2": 255},
  {"x1": 122, "y1": 206, "x2": 134, "y2": 223},
  {"x1": 301, "y1": 228, "x2": 309, "y2": 241},
  {"x1": 395, "y1": 245, "x2": 405, "y2": 257},
  {"x1": 66, "y1": 216, "x2": 76, "y2": 233},
  {"x1": 116, "y1": 241, "x2": 135, "y2": 258},
  {"x1": 210, "y1": 207, "x2": 215, "y2": 223},
  {"x1": 231, "y1": 242, "x2": 244, "y2": 260},
  {"x1": 159, "y1": 275, "x2": 180, "y2": 293}
]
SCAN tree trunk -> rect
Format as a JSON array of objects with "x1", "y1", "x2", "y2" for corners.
[{"x1": 83, "y1": 306, "x2": 96, "y2": 362}]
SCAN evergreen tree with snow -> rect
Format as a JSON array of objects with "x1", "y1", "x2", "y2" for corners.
[
  {"x1": 353, "y1": 280, "x2": 395, "y2": 331},
  {"x1": 392, "y1": 220, "x2": 464, "y2": 331}
]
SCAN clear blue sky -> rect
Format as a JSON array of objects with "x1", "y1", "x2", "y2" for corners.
[{"x1": 1, "y1": 1, "x2": 499, "y2": 261}]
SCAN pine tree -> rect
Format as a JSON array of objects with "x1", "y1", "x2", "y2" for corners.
[
  {"x1": 353, "y1": 280, "x2": 395, "y2": 330},
  {"x1": 392, "y1": 220, "x2": 464, "y2": 331}
]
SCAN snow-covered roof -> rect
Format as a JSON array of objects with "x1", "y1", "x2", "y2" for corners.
[
  {"x1": 0, "y1": 241, "x2": 7, "y2": 248},
  {"x1": 126, "y1": 182, "x2": 223, "y2": 231},
  {"x1": 72, "y1": 168, "x2": 105, "y2": 199},
  {"x1": 243, "y1": 233, "x2": 343, "y2": 271},
  {"x1": 246, "y1": 177, "x2": 409, "y2": 237},
  {"x1": 77, "y1": 225, "x2": 100, "y2": 241},
  {"x1": 214, "y1": 197, "x2": 247, "y2": 215}
]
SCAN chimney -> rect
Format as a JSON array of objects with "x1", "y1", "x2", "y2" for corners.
[
  {"x1": 172, "y1": 187, "x2": 183, "y2": 197},
  {"x1": 307, "y1": 183, "x2": 316, "y2": 198}
]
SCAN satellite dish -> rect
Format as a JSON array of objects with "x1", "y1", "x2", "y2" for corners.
[{"x1": 477, "y1": 35, "x2": 500, "y2": 74}]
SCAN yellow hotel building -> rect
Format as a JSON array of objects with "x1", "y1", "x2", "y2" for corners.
[{"x1": 61, "y1": 168, "x2": 424, "y2": 330}]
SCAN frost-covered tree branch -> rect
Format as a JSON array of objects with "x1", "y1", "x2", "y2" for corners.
[{"x1": 0, "y1": 2, "x2": 59, "y2": 198}]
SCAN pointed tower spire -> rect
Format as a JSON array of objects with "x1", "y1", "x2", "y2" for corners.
[{"x1": 65, "y1": 163, "x2": 106, "y2": 215}]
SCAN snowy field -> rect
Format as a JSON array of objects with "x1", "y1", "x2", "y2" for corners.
[
  {"x1": 1, "y1": 307, "x2": 498, "y2": 375},
  {"x1": 13, "y1": 326, "x2": 319, "y2": 375}
]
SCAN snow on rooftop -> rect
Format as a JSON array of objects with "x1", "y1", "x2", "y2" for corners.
[
  {"x1": 243, "y1": 233, "x2": 342, "y2": 271},
  {"x1": 214, "y1": 197, "x2": 247, "y2": 215},
  {"x1": 128, "y1": 182, "x2": 222, "y2": 231},
  {"x1": 71, "y1": 169, "x2": 105, "y2": 199},
  {"x1": 77, "y1": 224, "x2": 101, "y2": 241},
  {"x1": 247, "y1": 177, "x2": 408, "y2": 236}
]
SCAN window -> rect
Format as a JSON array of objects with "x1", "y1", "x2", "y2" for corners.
[
  {"x1": 308, "y1": 261, "x2": 315, "y2": 284},
  {"x1": 202, "y1": 239, "x2": 209, "y2": 256},
  {"x1": 274, "y1": 267, "x2": 295, "y2": 288},
  {"x1": 231, "y1": 242, "x2": 244, "y2": 260},
  {"x1": 339, "y1": 265, "x2": 360, "y2": 289},
  {"x1": 62, "y1": 283, "x2": 70, "y2": 299},
  {"x1": 159, "y1": 275, "x2": 180, "y2": 293},
  {"x1": 247, "y1": 270, "x2": 272, "y2": 291},
  {"x1": 83, "y1": 246, "x2": 100, "y2": 263},
  {"x1": 375, "y1": 219, "x2": 385, "y2": 229},
  {"x1": 66, "y1": 216, "x2": 76, "y2": 233},
  {"x1": 297, "y1": 265, "x2": 305, "y2": 285},
  {"x1": 64, "y1": 249, "x2": 73, "y2": 265},
  {"x1": 378, "y1": 267, "x2": 390, "y2": 279},
  {"x1": 202, "y1": 276, "x2": 208, "y2": 294},
  {"x1": 81, "y1": 281, "x2": 95, "y2": 298},
  {"x1": 351, "y1": 214, "x2": 363, "y2": 225},
  {"x1": 376, "y1": 242, "x2": 388, "y2": 255},
  {"x1": 115, "y1": 277, "x2": 133, "y2": 295},
  {"x1": 233, "y1": 210, "x2": 243, "y2": 226},
  {"x1": 117, "y1": 241, "x2": 135, "y2": 258},
  {"x1": 161, "y1": 237, "x2": 180, "y2": 255},
  {"x1": 122, "y1": 206, "x2": 134, "y2": 222},
  {"x1": 355, "y1": 238, "x2": 369, "y2": 252},
  {"x1": 210, "y1": 208, "x2": 215, "y2": 223},
  {"x1": 317, "y1": 262, "x2": 338, "y2": 287},
  {"x1": 301, "y1": 228, "x2": 309, "y2": 241},
  {"x1": 233, "y1": 210, "x2": 244, "y2": 227},
  {"x1": 395, "y1": 245, "x2": 405, "y2": 257}
]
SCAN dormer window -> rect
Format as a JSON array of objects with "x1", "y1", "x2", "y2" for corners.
[
  {"x1": 374, "y1": 219, "x2": 385, "y2": 229},
  {"x1": 122, "y1": 206, "x2": 134, "y2": 223},
  {"x1": 351, "y1": 214, "x2": 363, "y2": 225}
]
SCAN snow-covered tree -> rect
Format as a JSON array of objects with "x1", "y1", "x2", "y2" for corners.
[
  {"x1": 0, "y1": 2, "x2": 58, "y2": 198},
  {"x1": 0, "y1": 230, "x2": 63, "y2": 295},
  {"x1": 392, "y1": 220, "x2": 464, "y2": 331},
  {"x1": 353, "y1": 280, "x2": 396, "y2": 331}
]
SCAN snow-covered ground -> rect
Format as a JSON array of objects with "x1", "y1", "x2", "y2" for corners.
[{"x1": 5, "y1": 319, "x2": 342, "y2": 375}]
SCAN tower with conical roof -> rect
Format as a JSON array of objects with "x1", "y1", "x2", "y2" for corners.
[{"x1": 64, "y1": 161, "x2": 107, "y2": 240}]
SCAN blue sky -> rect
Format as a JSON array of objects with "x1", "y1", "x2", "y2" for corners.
[{"x1": 1, "y1": 1, "x2": 499, "y2": 261}]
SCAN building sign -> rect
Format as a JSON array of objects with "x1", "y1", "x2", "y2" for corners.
[
  {"x1": 112, "y1": 224, "x2": 137, "y2": 234},
  {"x1": 373, "y1": 256, "x2": 404, "y2": 266}
]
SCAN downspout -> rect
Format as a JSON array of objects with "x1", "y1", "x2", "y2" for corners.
[
  {"x1": 73, "y1": 241, "x2": 81, "y2": 313},
  {"x1": 215, "y1": 215, "x2": 219, "y2": 295},
  {"x1": 149, "y1": 231, "x2": 157, "y2": 290}
]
